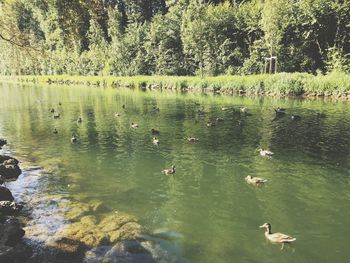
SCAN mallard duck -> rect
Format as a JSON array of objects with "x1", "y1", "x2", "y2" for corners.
[
  {"x1": 153, "y1": 137, "x2": 159, "y2": 145},
  {"x1": 162, "y1": 165, "x2": 176, "y2": 175},
  {"x1": 245, "y1": 175, "x2": 267, "y2": 185},
  {"x1": 275, "y1": 107, "x2": 286, "y2": 115},
  {"x1": 131, "y1": 123, "x2": 138, "y2": 128},
  {"x1": 240, "y1": 107, "x2": 248, "y2": 113},
  {"x1": 291, "y1": 115, "x2": 301, "y2": 121},
  {"x1": 71, "y1": 134, "x2": 77, "y2": 143},
  {"x1": 258, "y1": 148, "x2": 274, "y2": 157},
  {"x1": 77, "y1": 117, "x2": 83, "y2": 123},
  {"x1": 53, "y1": 128, "x2": 58, "y2": 134},
  {"x1": 198, "y1": 110, "x2": 206, "y2": 116},
  {"x1": 206, "y1": 121, "x2": 215, "y2": 127},
  {"x1": 259, "y1": 223, "x2": 296, "y2": 249},
  {"x1": 151, "y1": 128, "x2": 160, "y2": 135},
  {"x1": 187, "y1": 137, "x2": 199, "y2": 143}
]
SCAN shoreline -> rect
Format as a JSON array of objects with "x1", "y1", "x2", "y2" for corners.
[
  {"x1": 0, "y1": 139, "x2": 169, "y2": 262},
  {"x1": 1, "y1": 72, "x2": 350, "y2": 101}
]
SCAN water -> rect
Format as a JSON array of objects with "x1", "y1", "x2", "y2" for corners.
[{"x1": 1, "y1": 82, "x2": 350, "y2": 263}]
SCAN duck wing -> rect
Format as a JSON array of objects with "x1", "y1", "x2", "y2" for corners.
[{"x1": 271, "y1": 233, "x2": 296, "y2": 243}]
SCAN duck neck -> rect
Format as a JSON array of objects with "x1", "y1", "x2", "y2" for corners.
[{"x1": 266, "y1": 226, "x2": 272, "y2": 235}]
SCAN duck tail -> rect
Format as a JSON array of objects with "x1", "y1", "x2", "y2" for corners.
[{"x1": 286, "y1": 237, "x2": 296, "y2": 242}]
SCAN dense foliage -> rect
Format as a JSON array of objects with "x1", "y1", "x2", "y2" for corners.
[{"x1": 0, "y1": 0, "x2": 349, "y2": 76}]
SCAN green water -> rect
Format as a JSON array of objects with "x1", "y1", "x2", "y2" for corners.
[{"x1": 1, "y1": 82, "x2": 350, "y2": 263}]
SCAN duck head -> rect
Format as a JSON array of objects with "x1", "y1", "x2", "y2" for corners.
[{"x1": 260, "y1": 223, "x2": 271, "y2": 233}]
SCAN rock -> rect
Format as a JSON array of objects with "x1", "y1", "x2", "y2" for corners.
[
  {"x1": 0, "y1": 201, "x2": 23, "y2": 215},
  {"x1": 62, "y1": 202, "x2": 91, "y2": 221},
  {"x1": 0, "y1": 164, "x2": 22, "y2": 181},
  {"x1": 49, "y1": 237, "x2": 87, "y2": 259},
  {"x1": 0, "y1": 243, "x2": 32, "y2": 263},
  {"x1": 0, "y1": 155, "x2": 19, "y2": 165},
  {"x1": 99, "y1": 213, "x2": 141, "y2": 243},
  {"x1": 0, "y1": 186, "x2": 14, "y2": 201},
  {"x1": 90, "y1": 201, "x2": 110, "y2": 213},
  {"x1": 102, "y1": 240, "x2": 156, "y2": 263},
  {"x1": 0, "y1": 139, "x2": 6, "y2": 148},
  {"x1": 52, "y1": 215, "x2": 108, "y2": 248},
  {"x1": 0, "y1": 217, "x2": 25, "y2": 247},
  {"x1": 108, "y1": 222, "x2": 141, "y2": 243}
]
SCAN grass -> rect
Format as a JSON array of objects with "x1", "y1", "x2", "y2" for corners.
[{"x1": 1, "y1": 72, "x2": 350, "y2": 98}]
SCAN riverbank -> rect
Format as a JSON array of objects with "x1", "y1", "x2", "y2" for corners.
[
  {"x1": 1, "y1": 72, "x2": 350, "y2": 98},
  {"x1": 0, "y1": 139, "x2": 32, "y2": 262}
]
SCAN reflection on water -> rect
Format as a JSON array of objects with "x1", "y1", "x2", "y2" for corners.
[{"x1": 1, "y1": 82, "x2": 350, "y2": 263}]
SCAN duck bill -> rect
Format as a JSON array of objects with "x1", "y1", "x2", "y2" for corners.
[{"x1": 259, "y1": 225, "x2": 265, "y2": 228}]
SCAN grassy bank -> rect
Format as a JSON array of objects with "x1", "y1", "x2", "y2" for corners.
[{"x1": 1, "y1": 72, "x2": 350, "y2": 98}]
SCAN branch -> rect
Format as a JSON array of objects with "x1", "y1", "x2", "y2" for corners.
[{"x1": 0, "y1": 32, "x2": 41, "y2": 52}]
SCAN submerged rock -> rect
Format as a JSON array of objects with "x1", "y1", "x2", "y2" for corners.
[
  {"x1": 0, "y1": 186, "x2": 14, "y2": 202},
  {"x1": 102, "y1": 240, "x2": 156, "y2": 263},
  {"x1": 46, "y1": 211, "x2": 142, "y2": 261}
]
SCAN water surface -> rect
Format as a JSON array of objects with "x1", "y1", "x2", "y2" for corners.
[{"x1": 1, "y1": 82, "x2": 350, "y2": 263}]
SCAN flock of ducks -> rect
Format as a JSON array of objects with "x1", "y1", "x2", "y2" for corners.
[{"x1": 48, "y1": 102, "x2": 303, "y2": 249}]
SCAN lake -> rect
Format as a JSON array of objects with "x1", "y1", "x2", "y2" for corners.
[{"x1": 1, "y1": 82, "x2": 350, "y2": 263}]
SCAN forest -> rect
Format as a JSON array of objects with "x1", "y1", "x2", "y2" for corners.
[{"x1": 0, "y1": 0, "x2": 349, "y2": 76}]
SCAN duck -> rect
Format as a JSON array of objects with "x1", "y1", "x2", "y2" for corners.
[
  {"x1": 206, "y1": 121, "x2": 215, "y2": 127},
  {"x1": 153, "y1": 137, "x2": 160, "y2": 145},
  {"x1": 187, "y1": 137, "x2": 199, "y2": 143},
  {"x1": 198, "y1": 110, "x2": 206, "y2": 116},
  {"x1": 114, "y1": 112, "x2": 120, "y2": 117},
  {"x1": 53, "y1": 128, "x2": 58, "y2": 134},
  {"x1": 221, "y1": 107, "x2": 229, "y2": 111},
  {"x1": 245, "y1": 175, "x2": 267, "y2": 185},
  {"x1": 77, "y1": 117, "x2": 83, "y2": 123},
  {"x1": 259, "y1": 223, "x2": 296, "y2": 249},
  {"x1": 151, "y1": 128, "x2": 160, "y2": 135},
  {"x1": 258, "y1": 148, "x2": 274, "y2": 157},
  {"x1": 275, "y1": 107, "x2": 286, "y2": 115},
  {"x1": 240, "y1": 107, "x2": 248, "y2": 113},
  {"x1": 162, "y1": 165, "x2": 176, "y2": 175},
  {"x1": 215, "y1": 117, "x2": 224, "y2": 122},
  {"x1": 71, "y1": 134, "x2": 77, "y2": 143},
  {"x1": 291, "y1": 115, "x2": 301, "y2": 121},
  {"x1": 53, "y1": 113, "x2": 61, "y2": 119},
  {"x1": 131, "y1": 123, "x2": 138, "y2": 129}
]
